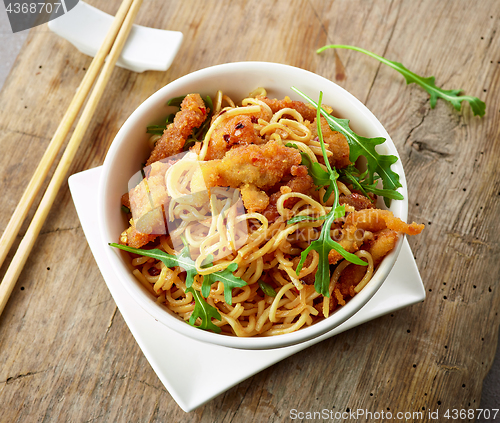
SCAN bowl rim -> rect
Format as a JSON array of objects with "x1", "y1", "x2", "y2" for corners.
[{"x1": 98, "y1": 61, "x2": 408, "y2": 350}]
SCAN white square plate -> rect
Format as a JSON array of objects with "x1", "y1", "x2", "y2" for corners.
[{"x1": 69, "y1": 166, "x2": 425, "y2": 412}]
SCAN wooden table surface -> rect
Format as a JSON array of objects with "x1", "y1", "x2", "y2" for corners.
[{"x1": 1, "y1": 1, "x2": 499, "y2": 421}]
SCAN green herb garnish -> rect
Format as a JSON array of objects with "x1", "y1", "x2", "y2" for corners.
[
  {"x1": 201, "y1": 262, "x2": 247, "y2": 305},
  {"x1": 339, "y1": 165, "x2": 404, "y2": 201},
  {"x1": 185, "y1": 287, "x2": 222, "y2": 333},
  {"x1": 291, "y1": 87, "x2": 402, "y2": 207},
  {"x1": 146, "y1": 114, "x2": 175, "y2": 135},
  {"x1": 285, "y1": 142, "x2": 333, "y2": 198},
  {"x1": 317, "y1": 44, "x2": 486, "y2": 117},
  {"x1": 109, "y1": 238, "x2": 247, "y2": 331},
  {"x1": 167, "y1": 95, "x2": 186, "y2": 107},
  {"x1": 121, "y1": 205, "x2": 130, "y2": 214},
  {"x1": 294, "y1": 92, "x2": 368, "y2": 298},
  {"x1": 109, "y1": 241, "x2": 199, "y2": 287},
  {"x1": 258, "y1": 280, "x2": 277, "y2": 297}
]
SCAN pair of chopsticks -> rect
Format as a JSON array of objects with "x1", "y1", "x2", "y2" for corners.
[{"x1": 0, "y1": 0, "x2": 143, "y2": 316}]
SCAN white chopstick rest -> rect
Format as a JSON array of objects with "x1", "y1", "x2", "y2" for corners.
[{"x1": 48, "y1": 1, "x2": 183, "y2": 73}]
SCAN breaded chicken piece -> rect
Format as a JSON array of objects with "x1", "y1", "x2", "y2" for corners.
[
  {"x1": 120, "y1": 223, "x2": 159, "y2": 249},
  {"x1": 328, "y1": 209, "x2": 424, "y2": 264},
  {"x1": 121, "y1": 161, "x2": 171, "y2": 248},
  {"x1": 367, "y1": 228, "x2": 400, "y2": 265},
  {"x1": 335, "y1": 229, "x2": 399, "y2": 297},
  {"x1": 307, "y1": 117, "x2": 351, "y2": 169},
  {"x1": 201, "y1": 141, "x2": 302, "y2": 190},
  {"x1": 240, "y1": 183, "x2": 270, "y2": 213},
  {"x1": 263, "y1": 165, "x2": 314, "y2": 221},
  {"x1": 344, "y1": 209, "x2": 425, "y2": 235},
  {"x1": 257, "y1": 96, "x2": 318, "y2": 122},
  {"x1": 339, "y1": 192, "x2": 375, "y2": 210},
  {"x1": 205, "y1": 115, "x2": 263, "y2": 161},
  {"x1": 146, "y1": 94, "x2": 207, "y2": 166}
]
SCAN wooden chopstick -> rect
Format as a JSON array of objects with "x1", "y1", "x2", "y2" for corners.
[
  {"x1": 0, "y1": 0, "x2": 133, "y2": 271},
  {"x1": 0, "y1": 0, "x2": 144, "y2": 315}
]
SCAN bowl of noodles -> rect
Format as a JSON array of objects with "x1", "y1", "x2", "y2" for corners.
[{"x1": 99, "y1": 62, "x2": 423, "y2": 350}]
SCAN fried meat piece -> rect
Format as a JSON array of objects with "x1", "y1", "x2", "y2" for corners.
[
  {"x1": 201, "y1": 141, "x2": 302, "y2": 190},
  {"x1": 307, "y1": 117, "x2": 351, "y2": 169},
  {"x1": 339, "y1": 192, "x2": 375, "y2": 210},
  {"x1": 328, "y1": 209, "x2": 424, "y2": 265},
  {"x1": 262, "y1": 165, "x2": 314, "y2": 221},
  {"x1": 120, "y1": 223, "x2": 159, "y2": 249},
  {"x1": 344, "y1": 209, "x2": 425, "y2": 235},
  {"x1": 146, "y1": 94, "x2": 207, "y2": 166},
  {"x1": 240, "y1": 183, "x2": 270, "y2": 213},
  {"x1": 121, "y1": 161, "x2": 172, "y2": 249},
  {"x1": 205, "y1": 115, "x2": 263, "y2": 161},
  {"x1": 257, "y1": 96, "x2": 318, "y2": 122},
  {"x1": 335, "y1": 229, "x2": 399, "y2": 296},
  {"x1": 367, "y1": 228, "x2": 400, "y2": 265}
]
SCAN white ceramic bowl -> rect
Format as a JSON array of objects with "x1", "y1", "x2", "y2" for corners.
[{"x1": 99, "y1": 62, "x2": 408, "y2": 350}]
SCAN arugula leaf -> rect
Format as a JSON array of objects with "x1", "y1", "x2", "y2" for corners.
[
  {"x1": 295, "y1": 92, "x2": 367, "y2": 297},
  {"x1": 287, "y1": 214, "x2": 327, "y2": 225},
  {"x1": 258, "y1": 280, "x2": 277, "y2": 297},
  {"x1": 185, "y1": 287, "x2": 222, "y2": 333},
  {"x1": 201, "y1": 262, "x2": 247, "y2": 305},
  {"x1": 146, "y1": 125, "x2": 166, "y2": 135},
  {"x1": 297, "y1": 202, "x2": 367, "y2": 297},
  {"x1": 299, "y1": 151, "x2": 331, "y2": 190},
  {"x1": 147, "y1": 114, "x2": 176, "y2": 135},
  {"x1": 291, "y1": 87, "x2": 401, "y2": 207},
  {"x1": 167, "y1": 95, "x2": 186, "y2": 107},
  {"x1": 317, "y1": 44, "x2": 486, "y2": 117},
  {"x1": 339, "y1": 165, "x2": 404, "y2": 201},
  {"x1": 110, "y1": 240, "x2": 245, "y2": 306},
  {"x1": 109, "y1": 241, "x2": 198, "y2": 288}
]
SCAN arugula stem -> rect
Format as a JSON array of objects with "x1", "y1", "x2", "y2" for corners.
[{"x1": 317, "y1": 44, "x2": 486, "y2": 116}]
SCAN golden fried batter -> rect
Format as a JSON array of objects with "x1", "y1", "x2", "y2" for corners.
[
  {"x1": 201, "y1": 141, "x2": 302, "y2": 190},
  {"x1": 328, "y1": 209, "x2": 424, "y2": 264},
  {"x1": 339, "y1": 192, "x2": 375, "y2": 210},
  {"x1": 120, "y1": 222, "x2": 159, "y2": 248},
  {"x1": 146, "y1": 94, "x2": 207, "y2": 166},
  {"x1": 344, "y1": 209, "x2": 425, "y2": 235},
  {"x1": 205, "y1": 115, "x2": 263, "y2": 161},
  {"x1": 240, "y1": 183, "x2": 270, "y2": 213},
  {"x1": 263, "y1": 165, "x2": 314, "y2": 221},
  {"x1": 307, "y1": 117, "x2": 351, "y2": 169},
  {"x1": 257, "y1": 96, "x2": 318, "y2": 122},
  {"x1": 335, "y1": 229, "x2": 399, "y2": 297}
]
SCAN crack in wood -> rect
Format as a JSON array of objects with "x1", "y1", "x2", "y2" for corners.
[
  {"x1": 446, "y1": 232, "x2": 492, "y2": 249},
  {"x1": 365, "y1": 0, "x2": 401, "y2": 105},
  {"x1": 1, "y1": 368, "x2": 48, "y2": 384},
  {"x1": 39, "y1": 225, "x2": 82, "y2": 236},
  {"x1": 404, "y1": 107, "x2": 429, "y2": 149},
  {"x1": 128, "y1": 376, "x2": 168, "y2": 393},
  {"x1": 228, "y1": 377, "x2": 255, "y2": 423},
  {"x1": 147, "y1": 399, "x2": 160, "y2": 423},
  {"x1": 84, "y1": 414, "x2": 105, "y2": 423},
  {"x1": 410, "y1": 140, "x2": 450, "y2": 158},
  {"x1": 105, "y1": 306, "x2": 118, "y2": 335},
  {"x1": 307, "y1": 0, "x2": 329, "y2": 42},
  {"x1": 0, "y1": 127, "x2": 52, "y2": 141}
]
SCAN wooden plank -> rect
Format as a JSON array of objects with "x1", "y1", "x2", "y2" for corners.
[{"x1": 0, "y1": 0, "x2": 498, "y2": 421}]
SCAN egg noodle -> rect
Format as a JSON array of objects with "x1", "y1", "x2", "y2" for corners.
[{"x1": 122, "y1": 89, "x2": 414, "y2": 337}]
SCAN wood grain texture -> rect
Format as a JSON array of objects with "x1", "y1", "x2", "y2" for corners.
[{"x1": 0, "y1": 0, "x2": 498, "y2": 421}]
